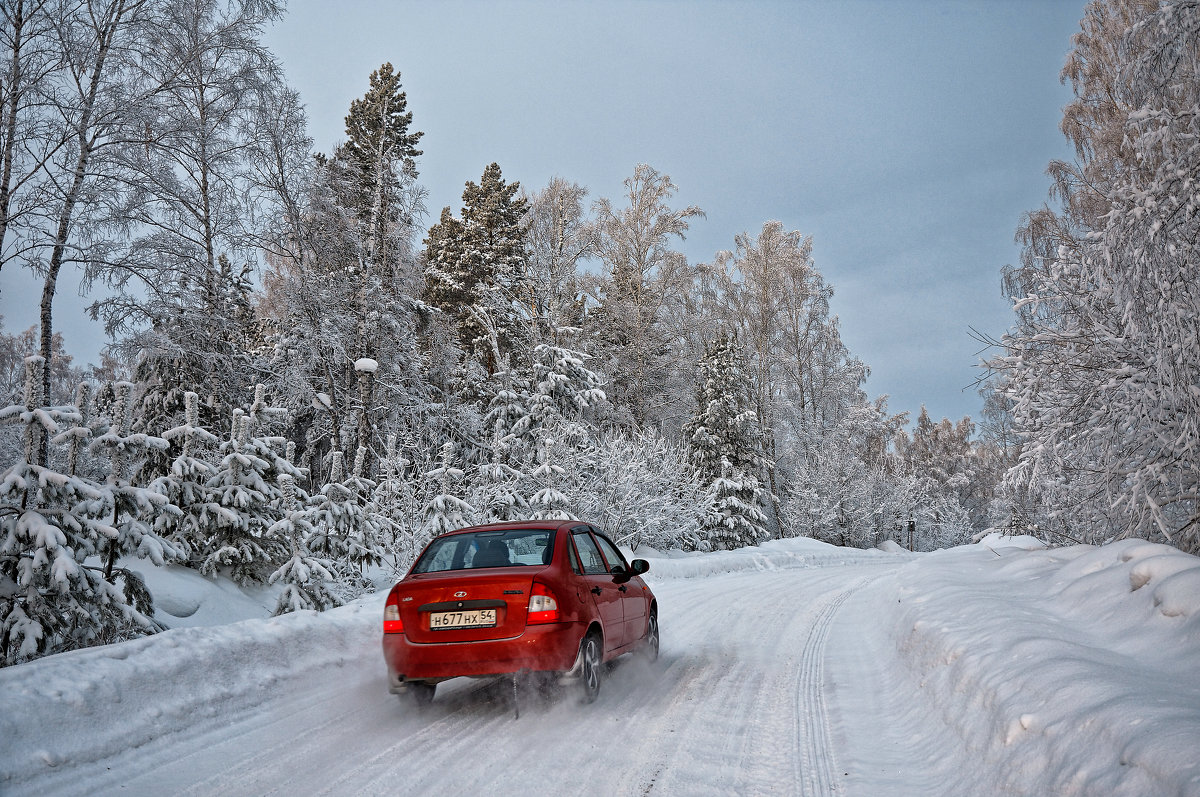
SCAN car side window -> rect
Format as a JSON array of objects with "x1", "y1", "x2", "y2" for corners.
[
  {"x1": 568, "y1": 537, "x2": 582, "y2": 574},
  {"x1": 572, "y1": 531, "x2": 609, "y2": 576},
  {"x1": 592, "y1": 533, "x2": 628, "y2": 573}
]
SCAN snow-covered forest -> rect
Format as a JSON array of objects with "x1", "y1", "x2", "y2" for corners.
[{"x1": 1, "y1": 0, "x2": 1196, "y2": 668}]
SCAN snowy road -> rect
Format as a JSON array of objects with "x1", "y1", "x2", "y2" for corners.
[
  {"x1": 6, "y1": 537, "x2": 1199, "y2": 796},
  {"x1": 12, "y1": 555, "x2": 904, "y2": 796}
]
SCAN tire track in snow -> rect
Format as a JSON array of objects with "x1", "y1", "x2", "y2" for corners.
[{"x1": 796, "y1": 575, "x2": 880, "y2": 797}]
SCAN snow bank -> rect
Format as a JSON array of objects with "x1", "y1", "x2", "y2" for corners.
[
  {"x1": 974, "y1": 530, "x2": 1049, "y2": 550},
  {"x1": 859, "y1": 538, "x2": 1200, "y2": 796},
  {"x1": 636, "y1": 535, "x2": 910, "y2": 580},
  {"x1": 138, "y1": 563, "x2": 281, "y2": 628},
  {"x1": 0, "y1": 594, "x2": 385, "y2": 788}
]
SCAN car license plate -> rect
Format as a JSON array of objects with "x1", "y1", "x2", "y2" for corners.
[{"x1": 429, "y1": 608, "x2": 497, "y2": 630}]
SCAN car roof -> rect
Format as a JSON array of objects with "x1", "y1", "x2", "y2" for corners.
[{"x1": 435, "y1": 519, "x2": 582, "y2": 537}]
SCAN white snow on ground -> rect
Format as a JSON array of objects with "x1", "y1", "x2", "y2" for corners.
[{"x1": 2, "y1": 536, "x2": 1198, "y2": 796}]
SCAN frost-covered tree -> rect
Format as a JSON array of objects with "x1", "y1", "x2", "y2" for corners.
[
  {"x1": 96, "y1": 0, "x2": 284, "y2": 450},
  {"x1": 586, "y1": 163, "x2": 704, "y2": 429},
  {"x1": 529, "y1": 342, "x2": 606, "y2": 426},
  {"x1": 257, "y1": 63, "x2": 427, "y2": 482},
  {"x1": 424, "y1": 162, "x2": 530, "y2": 380},
  {"x1": 340, "y1": 61, "x2": 423, "y2": 283},
  {"x1": 562, "y1": 428, "x2": 713, "y2": 552},
  {"x1": 419, "y1": 442, "x2": 475, "y2": 540},
  {"x1": 520, "y1": 177, "x2": 592, "y2": 344},
  {"x1": 268, "y1": 472, "x2": 341, "y2": 615},
  {"x1": 0, "y1": 0, "x2": 62, "y2": 279},
  {"x1": 995, "y1": 0, "x2": 1200, "y2": 553},
  {"x1": 698, "y1": 221, "x2": 869, "y2": 532},
  {"x1": 199, "y1": 402, "x2": 297, "y2": 585},
  {"x1": 149, "y1": 391, "x2": 220, "y2": 561},
  {"x1": 87, "y1": 381, "x2": 180, "y2": 583},
  {"x1": 373, "y1": 434, "x2": 426, "y2": 572},
  {"x1": 685, "y1": 333, "x2": 769, "y2": 549},
  {"x1": 0, "y1": 358, "x2": 157, "y2": 664},
  {"x1": 304, "y1": 448, "x2": 386, "y2": 593},
  {"x1": 26, "y1": 0, "x2": 165, "y2": 429},
  {"x1": 527, "y1": 435, "x2": 573, "y2": 521}
]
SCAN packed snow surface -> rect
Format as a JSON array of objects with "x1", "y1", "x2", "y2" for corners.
[{"x1": 2, "y1": 536, "x2": 1198, "y2": 796}]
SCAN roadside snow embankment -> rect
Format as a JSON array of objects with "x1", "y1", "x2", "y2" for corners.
[
  {"x1": 638, "y1": 536, "x2": 910, "y2": 580},
  {"x1": 861, "y1": 538, "x2": 1200, "y2": 796},
  {"x1": 0, "y1": 595, "x2": 384, "y2": 787}
]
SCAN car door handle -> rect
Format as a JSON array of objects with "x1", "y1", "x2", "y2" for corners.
[
  {"x1": 591, "y1": 587, "x2": 602, "y2": 595},
  {"x1": 618, "y1": 585, "x2": 628, "y2": 593}
]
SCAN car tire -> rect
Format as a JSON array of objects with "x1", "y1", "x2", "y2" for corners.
[
  {"x1": 578, "y1": 632, "x2": 602, "y2": 704},
  {"x1": 405, "y1": 681, "x2": 436, "y2": 708},
  {"x1": 641, "y1": 610, "x2": 660, "y2": 663}
]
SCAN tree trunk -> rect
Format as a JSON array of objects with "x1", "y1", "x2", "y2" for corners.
[{"x1": 38, "y1": 0, "x2": 128, "y2": 455}]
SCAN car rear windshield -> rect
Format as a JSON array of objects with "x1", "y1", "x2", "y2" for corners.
[{"x1": 411, "y1": 529, "x2": 555, "y2": 574}]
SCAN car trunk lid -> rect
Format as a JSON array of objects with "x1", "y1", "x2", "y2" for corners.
[{"x1": 396, "y1": 567, "x2": 544, "y2": 643}]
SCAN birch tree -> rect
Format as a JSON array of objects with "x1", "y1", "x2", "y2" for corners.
[
  {"x1": 0, "y1": 0, "x2": 61, "y2": 280},
  {"x1": 995, "y1": 0, "x2": 1200, "y2": 553},
  {"x1": 586, "y1": 164, "x2": 703, "y2": 429}
]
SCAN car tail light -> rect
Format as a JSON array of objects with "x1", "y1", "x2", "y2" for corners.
[
  {"x1": 384, "y1": 593, "x2": 404, "y2": 634},
  {"x1": 526, "y1": 581, "x2": 561, "y2": 624}
]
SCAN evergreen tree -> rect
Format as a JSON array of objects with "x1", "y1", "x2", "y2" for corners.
[
  {"x1": 684, "y1": 333, "x2": 769, "y2": 549},
  {"x1": 149, "y1": 391, "x2": 220, "y2": 562},
  {"x1": 419, "y1": 442, "x2": 475, "y2": 539},
  {"x1": 527, "y1": 435, "x2": 574, "y2": 521},
  {"x1": 88, "y1": 381, "x2": 180, "y2": 584},
  {"x1": 425, "y1": 162, "x2": 530, "y2": 378},
  {"x1": 199, "y1": 400, "x2": 297, "y2": 585},
  {"x1": 529, "y1": 342, "x2": 606, "y2": 426},
  {"x1": 0, "y1": 359, "x2": 157, "y2": 664},
  {"x1": 305, "y1": 448, "x2": 386, "y2": 592},
  {"x1": 258, "y1": 63, "x2": 428, "y2": 483},
  {"x1": 341, "y1": 61, "x2": 423, "y2": 277},
  {"x1": 269, "y1": 471, "x2": 341, "y2": 615},
  {"x1": 127, "y1": 252, "x2": 260, "y2": 490}
]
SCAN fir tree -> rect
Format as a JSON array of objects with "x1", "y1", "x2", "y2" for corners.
[
  {"x1": 684, "y1": 333, "x2": 769, "y2": 549},
  {"x1": 424, "y1": 163, "x2": 530, "y2": 377},
  {"x1": 305, "y1": 448, "x2": 386, "y2": 591},
  {"x1": 199, "y1": 397, "x2": 298, "y2": 585},
  {"x1": 88, "y1": 381, "x2": 181, "y2": 584},
  {"x1": 341, "y1": 61, "x2": 423, "y2": 244},
  {"x1": 149, "y1": 391, "x2": 219, "y2": 562},
  {"x1": 529, "y1": 342, "x2": 606, "y2": 425},
  {"x1": 527, "y1": 436, "x2": 574, "y2": 520},
  {"x1": 0, "y1": 359, "x2": 158, "y2": 664},
  {"x1": 269, "y1": 470, "x2": 342, "y2": 615},
  {"x1": 419, "y1": 442, "x2": 475, "y2": 539}
]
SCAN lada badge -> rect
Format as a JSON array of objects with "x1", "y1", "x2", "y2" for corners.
[{"x1": 453, "y1": 591, "x2": 468, "y2": 598}]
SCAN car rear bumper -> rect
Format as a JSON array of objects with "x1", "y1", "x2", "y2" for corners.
[{"x1": 383, "y1": 620, "x2": 586, "y2": 688}]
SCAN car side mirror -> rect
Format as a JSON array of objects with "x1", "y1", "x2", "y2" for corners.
[
  {"x1": 629, "y1": 559, "x2": 649, "y2": 576},
  {"x1": 610, "y1": 564, "x2": 630, "y2": 584}
]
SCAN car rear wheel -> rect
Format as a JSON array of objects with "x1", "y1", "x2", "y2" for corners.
[
  {"x1": 641, "y1": 610, "x2": 660, "y2": 663},
  {"x1": 578, "y1": 632, "x2": 602, "y2": 704},
  {"x1": 404, "y1": 681, "x2": 436, "y2": 708}
]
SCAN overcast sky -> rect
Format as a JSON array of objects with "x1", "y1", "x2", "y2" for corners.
[{"x1": 3, "y1": 0, "x2": 1085, "y2": 427}]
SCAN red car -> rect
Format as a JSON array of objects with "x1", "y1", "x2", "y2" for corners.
[{"x1": 382, "y1": 520, "x2": 658, "y2": 706}]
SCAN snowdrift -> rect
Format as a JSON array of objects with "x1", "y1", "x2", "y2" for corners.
[
  {"x1": 859, "y1": 538, "x2": 1200, "y2": 796},
  {"x1": 636, "y1": 535, "x2": 909, "y2": 579},
  {"x1": 0, "y1": 596, "x2": 384, "y2": 785}
]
